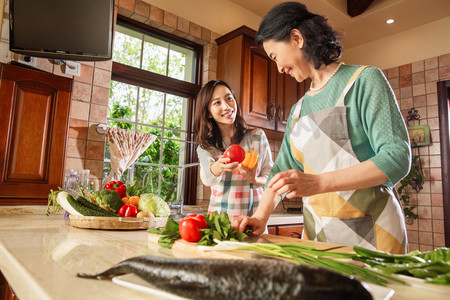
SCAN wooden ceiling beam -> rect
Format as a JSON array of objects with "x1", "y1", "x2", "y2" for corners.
[{"x1": 347, "y1": 0, "x2": 375, "y2": 17}]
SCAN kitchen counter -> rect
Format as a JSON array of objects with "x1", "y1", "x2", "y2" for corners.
[{"x1": 0, "y1": 214, "x2": 448, "y2": 300}]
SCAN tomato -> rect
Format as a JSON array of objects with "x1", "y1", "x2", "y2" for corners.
[
  {"x1": 223, "y1": 144, "x2": 245, "y2": 163},
  {"x1": 117, "y1": 204, "x2": 138, "y2": 217},
  {"x1": 179, "y1": 214, "x2": 208, "y2": 243}
]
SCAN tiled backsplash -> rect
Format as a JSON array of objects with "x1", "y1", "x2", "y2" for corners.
[{"x1": 385, "y1": 54, "x2": 449, "y2": 251}]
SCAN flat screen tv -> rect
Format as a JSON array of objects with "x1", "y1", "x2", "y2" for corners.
[{"x1": 9, "y1": 0, "x2": 114, "y2": 61}]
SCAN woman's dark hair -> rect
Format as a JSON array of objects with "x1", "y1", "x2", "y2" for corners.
[
  {"x1": 193, "y1": 80, "x2": 248, "y2": 151},
  {"x1": 255, "y1": 1, "x2": 342, "y2": 69}
]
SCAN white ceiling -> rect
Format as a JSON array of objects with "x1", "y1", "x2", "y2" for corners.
[{"x1": 228, "y1": 0, "x2": 450, "y2": 48}]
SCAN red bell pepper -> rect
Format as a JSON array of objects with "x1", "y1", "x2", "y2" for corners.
[
  {"x1": 105, "y1": 181, "x2": 127, "y2": 198},
  {"x1": 117, "y1": 204, "x2": 138, "y2": 217}
]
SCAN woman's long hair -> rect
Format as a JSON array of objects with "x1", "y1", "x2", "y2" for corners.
[
  {"x1": 193, "y1": 80, "x2": 248, "y2": 151},
  {"x1": 255, "y1": 1, "x2": 342, "y2": 69}
]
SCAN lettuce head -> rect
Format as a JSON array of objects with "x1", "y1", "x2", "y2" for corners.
[{"x1": 138, "y1": 193, "x2": 170, "y2": 217}]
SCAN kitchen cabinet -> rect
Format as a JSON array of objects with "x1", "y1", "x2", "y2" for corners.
[
  {"x1": 0, "y1": 63, "x2": 72, "y2": 205},
  {"x1": 0, "y1": 272, "x2": 16, "y2": 300},
  {"x1": 268, "y1": 224, "x2": 304, "y2": 238},
  {"x1": 216, "y1": 26, "x2": 310, "y2": 132}
]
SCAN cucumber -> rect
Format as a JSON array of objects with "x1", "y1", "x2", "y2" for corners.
[
  {"x1": 56, "y1": 191, "x2": 118, "y2": 217},
  {"x1": 75, "y1": 196, "x2": 119, "y2": 217}
]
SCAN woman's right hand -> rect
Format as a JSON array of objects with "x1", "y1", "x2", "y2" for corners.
[
  {"x1": 231, "y1": 215, "x2": 266, "y2": 235},
  {"x1": 210, "y1": 156, "x2": 239, "y2": 176}
]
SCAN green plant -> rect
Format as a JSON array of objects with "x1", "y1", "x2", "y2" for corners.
[{"x1": 397, "y1": 156, "x2": 424, "y2": 224}]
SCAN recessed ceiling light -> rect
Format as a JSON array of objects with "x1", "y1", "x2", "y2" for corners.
[{"x1": 386, "y1": 19, "x2": 395, "y2": 24}]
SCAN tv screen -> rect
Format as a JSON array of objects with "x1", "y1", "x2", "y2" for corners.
[{"x1": 9, "y1": 0, "x2": 114, "y2": 61}]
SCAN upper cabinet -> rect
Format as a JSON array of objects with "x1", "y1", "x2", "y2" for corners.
[
  {"x1": 216, "y1": 26, "x2": 310, "y2": 132},
  {"x1": 0, "y1": 63, "x2": 72, "y2": 205}
]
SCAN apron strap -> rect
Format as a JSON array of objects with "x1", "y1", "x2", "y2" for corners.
[{"x1": 336, "y1": 65, "x2": 368, "y2": 107}]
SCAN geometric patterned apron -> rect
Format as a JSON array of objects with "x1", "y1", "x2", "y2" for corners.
[{"x1": 290, "y1": 66, "x2": 407, "y2": 254}]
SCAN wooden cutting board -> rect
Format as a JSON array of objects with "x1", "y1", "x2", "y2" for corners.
[{"x1": 147, "y1": 233, "x2": 354, "y2": 260}]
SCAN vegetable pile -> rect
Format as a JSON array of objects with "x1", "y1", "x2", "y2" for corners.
[
  {"x1": 46, "y1": 180, "x2": 171, "y2": 219},
  {"x1": 148, "y1": 211, "x2": 247, "y2": 248}
]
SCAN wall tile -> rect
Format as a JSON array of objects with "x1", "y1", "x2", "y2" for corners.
[
  {"x1": 93, "y1": 68, "x2": 111, "y2": 88},
  {"x1": 177, "y1": 17, "x2": 190, "y2": 33},
  {"x1": 66, "y1": 137, "x2": 86, "y2": 158},
  {"x1": 88, "y1": 122, "x2": 107, "y2": 142},
  {"x1": 148, "y1": 5, "x2": 164, "y2": 26},
  {"x1": 431, "y1": 205, "x2": 444, "y2": 219},
  {"x1": 425, "y1": 82, "x2": 437, "y2": 94},
  {"x1": 433, "y1": 220, "x2": 445, "y2": 233},
  {"x1": 91, "y1": 86, "x2": 110, "y2": 105},
  {"x1": 424, "y1": 57, "x2": 438, "y2": 70},
  {"x1": 418, "y1": 219, "x2": 432, "y2": 231},
  {"x1": 95, "y1": 60, "x2": 113, "y2": 72},
  {"x1": 72, "y1": 81, "x2": 91, "y2": 102},
  {"x1": 70, "y1": 100, "x2": 90, "y2": 121},
  {"x1": 89, "y1": 104, "x2": 108, "y2": 123},
  {"x1": 418, "y1": 231, "x2": 433, "y2": 245},
  {"x1": 412, "y1": 72, "x2": 424, "y2": 85},
  {"x1": 431, "y1": 193, "x2": 443, "y2": 206},
  {"x1": 119, "y1": 0, "x2": 134, "y2": 11},
  {"x1": 433, "y1": 233, "x2": 445, "y2": 247},
  {"x1": 65, "y1": 158, "x2": 84, "y2": 172},
  {"x1": 190, "y1": 22, "x2": 202, "y2": 39},
  {"x1": 400, "y1": 87, "x2": 412, "y2": 99},
  {"x1": 439, "y1": 65, "x2": 450, "y2": 80},
  {"x1": 439, "y1": 53, "x2": 450, "y2": 67},
  {"x1": 76, "y1": 64, "x2": 94, "y2": 84},
  {"x1": 163, "y1": 11, "x2": 177, "y2": 29},
  {"x1": 413, "y1": 95, "x2": 426, "y2": 108},
  {"x1": 68, "y1": 119, "x2": 88, "y2": 140},
  {"x1": 425, "y1": 69, "x2": 438, "y2": 82},
  {"x1": 201, "y1": 27, "x2": 212, "y2": 42},
  {"x1": 426, "y1": 92, "x2": 438, "y2": 105},
  {"x1": 412, "y1": 83, "x2": 426, "y2": 96},
  {"x1": 411, "y1": 60, "x2": 424, "y2": 73},
  {"x1": 399, "y1": 74, "x2": 412, "y2": 87},
  {"x1": 429, "y1": 168, "x2": 442, "y2": 181},
  {"x1": 387, "y1": 67, "x2": 399, "y2": 78},
  {"x1": 134, "y1": 0, "x2": 150, "y2": 17},
  {"x1": 388, "y1": 77, "x2": 399, "y2": 89},
  {"x1": 85, "y1": 159, "x2": 105, "y2": 180}
]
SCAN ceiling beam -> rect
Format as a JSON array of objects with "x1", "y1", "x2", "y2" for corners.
[{"x1": 347, "y1": 0, "x2": 374, "y2": 17}]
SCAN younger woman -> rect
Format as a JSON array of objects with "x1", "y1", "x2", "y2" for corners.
[{"x1": 194, "y1": 80, "x2": 273, "y2": 218}]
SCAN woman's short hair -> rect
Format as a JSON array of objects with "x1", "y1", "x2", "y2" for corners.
[{"x1": 255, "y1": 1, "x2": 342, "y2": 69}]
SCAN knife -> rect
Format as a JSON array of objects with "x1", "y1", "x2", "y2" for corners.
[{"x1": 242, "y1": 226, "x2": 273, "y2": 243}]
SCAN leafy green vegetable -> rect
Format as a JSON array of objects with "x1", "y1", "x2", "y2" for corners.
[
  {"x1": 126, "y1": 180, "x2": 148, "y2": 197},
  {"x1": 91, "y1": 190, "x2": 124, "y2": 213},
  {"x1": 148, "y1": 212, "x2": 247, "y2": 248},
  {"x1": 197, "y1": 211, "x2": 247, "y2": 246},
  {"x1": 139, "y1": 193, "x2": 170, "y2": 217},
  {"x1": 148, "y1": 218, "x2": 180, "y2": 248}
]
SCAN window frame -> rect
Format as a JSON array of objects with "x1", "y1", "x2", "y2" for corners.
[{"x1": 110, "y1": 15, "x2": 202, "y2": 205}]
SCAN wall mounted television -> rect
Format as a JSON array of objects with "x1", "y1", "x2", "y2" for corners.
[{"x1": 9, "y1": 0, "x2": 114, "y2": 61}]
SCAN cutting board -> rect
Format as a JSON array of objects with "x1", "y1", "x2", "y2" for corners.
[{"x1": 147, "y1": 233, "x2": 354, "y2": 260}]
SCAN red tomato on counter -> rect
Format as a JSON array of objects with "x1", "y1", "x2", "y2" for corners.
[
  {"x1": 223, "y1": 144, "x2": 245, "y2": 164},
  {"x1": 117, "y1": 204, "x2": 138, "y2": 217},
  {"x1": 179, "y1": 214, "x2": 208, "y2": 242}
]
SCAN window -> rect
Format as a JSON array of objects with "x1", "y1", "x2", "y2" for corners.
[{"x1": 104, "y1": 16, "x2": 201, "y2": 204}]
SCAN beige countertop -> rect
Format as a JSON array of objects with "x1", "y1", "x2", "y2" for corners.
[{"x1": 0, "y1": 211, "x2": 449, "y2": 299}]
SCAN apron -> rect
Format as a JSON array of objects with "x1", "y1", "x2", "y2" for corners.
[
  {"x1": 290, "y1": 66, "x2": 407, "y2": 254},
  {"x1": 208, "y1": 133, "x2": 263, "y2": 218}
]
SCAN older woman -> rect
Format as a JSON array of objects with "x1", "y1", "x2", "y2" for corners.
[{"x1": 232, "y1": 1, "x2": 411, "y2": 254}]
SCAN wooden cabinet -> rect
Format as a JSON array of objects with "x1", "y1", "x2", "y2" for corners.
[
  {"x1": 216, "y1": 26, "x2": 310, "y2": 132},
  {"x1": 0, "y1": 63, "x2": 72, "y2": 205},
  {"x1": 0, "y1": 272, "x2": 18, "y2": 300},
  {"x1": 268, "y1": 224, "x2": 304, "y2": 238}
]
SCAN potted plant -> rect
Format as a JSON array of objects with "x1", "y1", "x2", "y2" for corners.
[{"x1": 397, "y1": 156, "x2": 424, "y2": 225}]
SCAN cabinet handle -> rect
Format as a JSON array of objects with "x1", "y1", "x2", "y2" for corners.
[
  {"x1": 276, "y1": 104, "x2": 284, "y2": 121},
  {"x1": 290, "y1": 231, "x2": 302, "y2": 239},
  {"x1": 267, "y1": 102, "x2": 276, "y2": 120}
]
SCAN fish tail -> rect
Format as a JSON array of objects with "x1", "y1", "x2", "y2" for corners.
[{"x1": 77, "y1": 264, "x2": 130, "y2": 280}]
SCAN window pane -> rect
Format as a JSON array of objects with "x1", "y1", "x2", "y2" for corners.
[
  {"x1": 113, "y1": 25, "x2": 142, "y2": 68},
  {"x1": 137, "y1": 138, "x2": 161, "y2": 164},
  {"x1": 141, "y1": 166, "x2": 160, "y2": 194},
  {"x1": 169, "y1": 43, "x2": 195, "y2": 83},
  {"x1": 142, "y1": 35, "x2": 168, "y2": 76},
  {"x1": 161, "y1": 167, "x2": 179, "y2": 202},
  {"x1": 109, "y1": 81, "x2": 137, "y2": 124},
  {"x1": 165, "y1": 94, "x2": 187, "y2": 129},
  {"x1": 138, "y1": 88, "x2": 164, "y2": 126},
  {"x1": 165, "y1": 129, "x2": 186, "y2": 140}
]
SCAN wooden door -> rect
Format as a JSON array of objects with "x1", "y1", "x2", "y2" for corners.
[{"x1": 0, "y1": 63, "x2": 72, "y2": 205}]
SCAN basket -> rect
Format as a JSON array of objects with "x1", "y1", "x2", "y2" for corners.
[{"x1": 69, "y1": 215, "x2": 168, "y2": 230}]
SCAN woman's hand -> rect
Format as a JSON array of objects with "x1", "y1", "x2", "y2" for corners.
[
  {"x1": 236, "y1": 162, "x2": 258, "y2": 184},
  {"x1": 268, "y1": 169, "x2": 323, "y2": 198},
  {"x1": 231, "y1": 215, "x2": 266, "y2": 235},
  {"x1": 210, "y1": 156, "x2": 239, "y2": 176}
]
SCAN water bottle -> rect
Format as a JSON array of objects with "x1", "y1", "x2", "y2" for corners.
[{"x1": 64, "y1": 172, "x2": 78, "y2": 218}]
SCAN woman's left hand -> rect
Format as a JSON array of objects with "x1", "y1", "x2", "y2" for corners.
[
  {"x1": 237, "y1": 163, "x2": 258, "y2": 184},
  {"x1": 268, "y1": 169, "x2": 323, "y2": 198}
]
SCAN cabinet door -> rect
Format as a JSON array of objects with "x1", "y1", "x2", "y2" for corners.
[
  {"x1": 241, "y1": 38, "x2": 275, "y2": 130},
  {"x1": 276, "y1": 77, "x2": 310, "y2": 132},
  {"x1": 0, "y1": 63, "x2": 72, "y2": 205}
]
